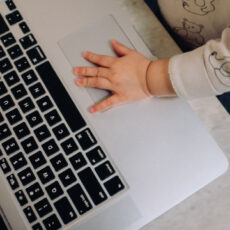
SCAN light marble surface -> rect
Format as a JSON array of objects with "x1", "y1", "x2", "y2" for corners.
[{"x1": 118, "y1": 0, "x2": 230, "y2": 229}]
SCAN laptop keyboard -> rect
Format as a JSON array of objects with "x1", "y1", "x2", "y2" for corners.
[{"x1": 0, "y1": 1, "x2": 126, "y2": 229}]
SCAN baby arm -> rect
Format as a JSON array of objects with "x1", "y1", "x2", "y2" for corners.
[{"x1": 73, "y1": 40, "x2": 176, "y2": 113}]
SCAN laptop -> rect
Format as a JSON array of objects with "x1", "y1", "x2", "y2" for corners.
[{"x1": 0, "y1": 0, "x2": 228, "y2": 230}]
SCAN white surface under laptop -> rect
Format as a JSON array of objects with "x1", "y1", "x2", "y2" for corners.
[{"x1": 0, "y1": 0, "x2": 228, "y2": 230}]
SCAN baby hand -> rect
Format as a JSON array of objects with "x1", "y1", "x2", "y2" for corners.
[{"x1": 73, "y1": 40, "x2": 152, "y2": 113}]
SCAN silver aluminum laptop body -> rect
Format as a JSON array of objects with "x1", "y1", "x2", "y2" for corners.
[{"x1": 0, "y1": 0, "x2": 228, "y2": 230}]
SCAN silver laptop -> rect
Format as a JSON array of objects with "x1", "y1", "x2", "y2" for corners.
[{"x1": 0, "y1": 0, "x2": 228, "y2": 230}]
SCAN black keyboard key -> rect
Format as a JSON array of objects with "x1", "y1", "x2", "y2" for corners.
[
  {"x1": 86, "y1": 146, "x2": 106, "y2": 165},
  {"x1": 7, "y1": 173, "x2": 19, "y2": 190},
  {"x1": 104, "y1": 176, "x2": 125, "y2": 196},
  {"x1": 27, "y1": 46, "x2": 46, "y2": 65},
  {"x1": 0, "y1": 14, "x2": 9, "y2": 35},
  {"x1": 14, "y1": 57, "x2": 30, "y2": 72},
  {"x1": 13, "y1": 122, "x2": 30, "y2": 139},
  {"x1": 19, "y1": 97, "x2": 35, "y2": 113},
  {"x1": 0, "y1": 58, "x2": 12, "y2": 74},
  {"x1": 37, "y1": 96, "x2": 53, "y2": 112},
  {"x1": 10, "y1": 152, "x2": 27, "y2": 170},
  {"x1": 6, "y1": 10, "x2": 23, "y2": 25},
  {"x1": 23, "y1": 206, "x2": 37, "y2": 223},
  {"x1": 36, "y1": 62, "x2": 86, "y2": 132},
  {"x1": 44, "y1": 109, "x2": 61, "y2": 127},
  {"x1": 37, "y1": 166, "x2": 55, "y2": 185},
  {"x1": 0, "y1": 81, "x2": 7, "y2": 96},
  {"x1": 0, "y1": 94, "x2": 14, "y2": 111},
  {"x1": 21, "y1": 136, "x2": 38, "y2": 154},
  {"x1": 2, "y1": 137, "x2": 19, "y2": 155},
  {"x1": 19, "y1": 21, "x2": 30, "y2": 34},
  {"x1": 0, "y1": 45, "x2": 6, "y2": 58},
  {"x1": 7, "y1": 44, "x2": 23, "y2": 59},
  {"x1": 0, "y1": 123, "x2": 11, "y2": 141},
  {"x1": 19, "y1": 34, "x2": 37, "y2": 49},
  {"x1": 32, "y1": 223, "x2": 43, "y2": 230},
  {"x1": 1, "y1": 32, "x2": 16, "y2": 47},
  {"x1": 0, "y1": 215, "x2": 8, "y2": 230},
  {"x1": 15, "y1": 190, "x2": 28, "y2": 206},
  {"x1": 22, "y1": 69, "x2": 38, "y2": 85},
  {"x1": 34, "y1": 124, "x2": 51, "y2": 142},
  {"x1": 0, "y1": 158, "x2": 11, "y2": 174},
  {"x1": 26, "y1": 182, "x2": 44, "y2": 202},
  {"x1": 18, "y1": 167, "x2": 35, "y2": 186},
  {"x1": 61, "y1": 138, "x2": 78, "y2": 156},
  {"x1": 5, "y1": 0, "x2": 16, "y2": 11},
  {"x1": 29, "y1": 151, "x2": 47, "y2": 169},
  {"x1": 50, "y1": 153, "x2": 68, "y2": 172},
  {"x1": 42, "y1": 139, "x2": 59, "y2": 157},
  {"x1": 43, "y1": 214, "x2": 61, "y2": 230},
  {"x1": 11, "y1": 83, "x2": 27, "y2": 100},
  {"x1": 45, "y1": 181, "x2": 63, "y2": 200},
  {"x1": 95, "y1": 161, "x2": 115, "y2": 180},
  {"x1": 0, "y1": 112, "x2": 3, "y2": 122},
  {"x1": 69, "y1": 153, "x2": 87, "y2": 171},
  {"x1": 52, "y1": 123, "x2": 69, "y2": 141},
  {"x1": 4, "y1": 71, "x2": 19, "y2": 87},
  {"x1": 54, "y1": 197, "x2": 77, "y2": 224},
  {"x1": 6, "y1": 108, "x2": 22, "y2": 125},
  {"x1": 78, "y1": 167, "x2": 107, "y2": 205},
  {"x1": 34, "y1": 198, "x2": 52, "y2": 218},
  {"x1": 26, "y1": 110, "x2": 43, "y2": 127},
  {"x1": 76, "y1": 128, "x2": 97, "y2": 151},
  {"x1": 13, "y1": 121, "x2": 30, "y2": 139},
  {"x1": 59, "y1": 168, "x2": 76, "y2": 187},
  {"x1": 29, "y1": 82, "x2": 45, "y2": 99},
  {"x1": 67, "y1": 184, "x2": 92, "y2": 215}
]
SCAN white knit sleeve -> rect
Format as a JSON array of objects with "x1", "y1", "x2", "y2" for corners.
[{"x1": 169, "y1": 27, "x2": 230, "y2": 98}]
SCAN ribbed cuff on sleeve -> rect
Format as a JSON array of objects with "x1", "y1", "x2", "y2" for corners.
[{"x1": 168, "y1": 47, "x2": 219, "y2": 99}]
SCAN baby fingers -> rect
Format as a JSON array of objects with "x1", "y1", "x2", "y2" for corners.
[
  {"x1": 89, "y1": 95, "x2": 121, "y2": 113},
  {"x1": 73, "y1": 66, "x2": 110, "y2": 78},
  {"x1": 75, "y1": 77, "x2": 111, "y2": 90},
  {"x1": 83, "y1": 51, "x2": 115, "y2": 67}
]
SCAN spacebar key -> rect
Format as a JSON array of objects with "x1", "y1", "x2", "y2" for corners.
[{"x1": 36, "y1": 61, "x2": 86, "y2": 132}]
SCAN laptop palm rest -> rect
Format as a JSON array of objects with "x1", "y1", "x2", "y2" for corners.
[
  {"x1": 58, "y1": 13, "x2": 228, "y2": 230},
  {"x1": 69, "y1": 196, "x2": 141, "y2": 230}
]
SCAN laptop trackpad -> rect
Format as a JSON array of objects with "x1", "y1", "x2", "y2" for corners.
[
  {"x1": 58, "y1": 15, "x2": 135, "y2": 104},
  {"x1": 72, "y1": 196, "x2": 142, "y2": 230}
]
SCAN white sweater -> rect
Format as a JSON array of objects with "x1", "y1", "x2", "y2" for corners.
[{"x1": 158, "y1": 0, "x2": 230, "y2": 98}]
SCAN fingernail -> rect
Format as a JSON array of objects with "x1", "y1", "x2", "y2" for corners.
[
  {"x1": 89, "y1": 107, "x2": 96, "y2": 113},
  {"x1": 83, "y1": 51, "x2": 89, "y2": 58},
  {"x1": 75, "y1": 78, "x2": 83, "y2": 85},
  {"x1": 112, "y1": 40, "x2": 119, "y2": 45},
  {"x1": 73, "y1": 67, "x2": 80, "y2": 75}
]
